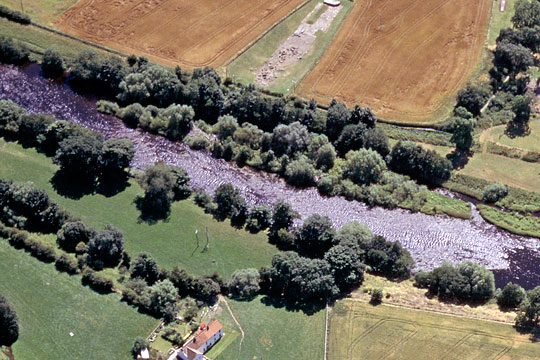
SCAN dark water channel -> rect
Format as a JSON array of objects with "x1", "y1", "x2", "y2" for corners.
[{"x1": 1, "y1": 64, "x2": 540, "y2": 289}]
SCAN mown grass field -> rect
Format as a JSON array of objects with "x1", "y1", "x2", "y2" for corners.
[
  {"x1": 216, "y1": 296, "x2": 325, "y2": 360},
  {"x1": 487, "y1": 120, "x2": 540, "y2": 153},
  {"x1": 0, "y1": 239, "x2": 158, "y2": 360},
  {"x1": 0, "y1": 0, "x2": 77, "y2": 25},
  {"x1": 457, "y1": 152, "x2": 540, "y2": 194},
  {"x1": 329, "y1": 300, "x2": 540, "y2": 360},
  {"x1": 228, "y1": 0, "x2": 352, "y2": 94},
  {"x1": 487, "y1": 0, "x2": 516, "y2": 46},
  {"x1": 0, "y1": 139, "x2": 278, "y2": 278}
]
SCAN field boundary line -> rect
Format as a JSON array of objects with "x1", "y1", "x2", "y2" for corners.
[{"x1": 344, "y1": 298, "x2": 516, "y2": 326}]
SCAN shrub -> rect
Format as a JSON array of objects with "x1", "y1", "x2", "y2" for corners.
[
  {"x1": 96, "y1": 100, "x2": 120, "y2": 115},
  {"x1": 370, "y1": 288, "x2": 383, "y2": 305},
  {"x1": 41, "y1": 48, "x2": 65, "y2": 79},
  {"x1": 343, "y1": 149, "x2": 386, "y2": 185},
  {"x1": 131, "y1": 337, "x2": 149, "y2": 359},
  {"x1": 119, "y1": 103, "x2": 144, "y2": 128},
  {"x1": 245, "y1": 205, "x2": 272, "y2": 233},
  {"x1": 0, "y1": 36, "x2": 29, "y2": 65},
  {"x1": 284, "y1": 159, "x2": 315, "y2": 187},
  {"x1": 228, "y1": 268, "x2": 261, "y2": 299},
  {"x1": 57, "y1": 221, "x2": 96, "y2": 252},
  {"x1": 482, "y1": 183, "x2": 508, "y2": 203},
  {"x1": 185, "y1": 135, "x2": 210, "y2": 150},
  {"x1": 497, "y1": 282, "x2": 526, "y2": 308},
  {"x1": 317, "y1": 175, "x2": 339, "y2": 196},
  {"x1": 193, "y1": 190, "x2": 215, "y2": 213},
  {"x1": 0, "y1": 294, "x2": 19, "y2": 346},
  {"x1": 0, "y1": 5, "x2": 30, "y2": 24},
  {"x1": 55, "y1": 253, "x2": 79, "y2": 274},
  {"x1": 82, "y1": 270, "x2": 114, "y2": 293},
  {"x1": 26, "y1": 238, "x2": 57, "y2": 263},
  {"x1": 414, "y1": 271, "x2": 432, "y2": 288}
]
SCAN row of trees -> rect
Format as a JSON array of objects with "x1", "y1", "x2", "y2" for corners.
[{"x1": 0, "y1": 295, "x2": 18, "y2": 347}]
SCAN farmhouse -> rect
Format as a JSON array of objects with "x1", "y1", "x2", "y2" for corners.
[{"x1": 177, "y1": 321, "x2": 223, "y2": 360}]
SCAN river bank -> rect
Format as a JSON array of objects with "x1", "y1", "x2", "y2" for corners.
[{"x1": 1, "y1": 63, "x2": 540, "y2": 289}]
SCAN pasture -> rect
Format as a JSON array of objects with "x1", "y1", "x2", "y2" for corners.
[
  {"x1": 0, "y1": 139, "x2": 278, "y2": 278},
  {"x1": 297, "y1": 0, "x2": 490, "y2": 124},
  {"x1": 55, "y1": 0, "x2": 308, "y2": 69},
  {"x1": 0, "y1": 0, "x2": 77, "y2": 25},
  {"x1": 329, "y1": 300, "x2": 540, "y2": 360},
  {"x1": 0, "y1": 239, "x2": 157, "y2": 359}
]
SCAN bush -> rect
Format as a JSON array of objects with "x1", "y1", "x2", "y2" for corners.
[
  {"x1": 482, "y1": 183, "x2": 508, "y2": 203},
  {"x1": 193, "y1": 190, "x2": 215, "y2": 213},
  {"x1": 26, "y1": 238, "x2": 57, "y2": 263},
  {"x1": 131, "y1": 337, "x2": 149, "y2": 359},
  {"x1": 228, "y1": 268, "x2": 261, "y2": 299},
  {"x1": 41, "y1": 48, "x2": 65, "y2": 79},
  {"x1": 414, "y1": 271, "x2": 432, "y2": 288},
  {"x1": 119, "y1": 103, "x2": 144, "y2": 128},
  {"x1": 497, "y1": 282, "x2": 526, "y2": 308},
  {"x1": 55, "y1": 253, "x2": 79, "y2": 274},
  {"x1": 185, "y1": 135, "x2": 210, "y2": 150},
  {"x1": 0, "y1": 5, "x2": 31, "y2": 24},
  {"x1": 343, "y1": 149, "x2": 386, "y2": 185},
  {"x1": 284, "y1": 159, "x2": 315, "y2": 187},
  {"x1": 317, "y1": 175, "x2": 339, "y2": 196},
  {"x1": 96, "y1": 100, "x2": 120, "y2": 115},
  {"x1": 0, "y1": 294, "x2": 19, "y2": 346},
  {"x1": 57, "y1": 221, "x2": 96, "y2": 252},
  {"x1": 370, "y1": 288, "x2": 383, "y2": 305},
  {"x1": 82, "y1": 270, "x2": 114, "y2": 293},
  {"x1": 245, "y1": 205, "x2": 272, "y2": 233},
  {"x1": 0, "y1": 36, "x2": 29, "y2": 65}
]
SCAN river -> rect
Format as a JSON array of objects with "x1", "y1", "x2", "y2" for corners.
[{"x1": 1, "y1": 64, "x2": 539, "y2": 289}]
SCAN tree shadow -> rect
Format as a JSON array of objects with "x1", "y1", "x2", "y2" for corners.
[
  {"x1": 50, "y1": 170, "x2": 95, "y2": 200},
  {"x1": 134, "y1": 196, "x2": 171, "y2": 225},
  {"x1": 97, "y1": 172, "x2": 130, "y2": 197},
  {"x1": 446, "y1": 149, "x2": 472, "y2": 170},
  {"x1": 260, "y1": 295, "x2": 326, "y2": 316}
]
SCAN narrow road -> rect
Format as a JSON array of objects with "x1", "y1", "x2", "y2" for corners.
[{"x1": 219, "y1": 295, "x2": 245, "y2": 351}]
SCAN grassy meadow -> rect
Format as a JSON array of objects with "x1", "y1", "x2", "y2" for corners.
[
  {"x1": 0, "y1": 139, "x2": 277, "y2": 278},
  {"x1": 0, "y1": 239, "x2": 158, "y2": 359},
  {"x1": 0, "y1": 0, "x2": 77, "y2": 25},
  {"x1": 488, "y1": 120, "x2": 540, "y2": 153},
  {"x1": 215, "y1": 296, "x2": 325, "y2": 360},
  {"x1": 329, "y1": 300, "x2": 540, "y2": 360},
  {"x1": 228, "y1": 0, "x2": 352, "y2": 94}
]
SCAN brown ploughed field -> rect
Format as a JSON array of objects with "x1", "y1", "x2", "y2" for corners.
[
  {"x1": 55, "y1": 0, "x2": 308, "y2": 69},
  {"x1": 297, "y1": 0, "x2": 490, "y2": 123}
]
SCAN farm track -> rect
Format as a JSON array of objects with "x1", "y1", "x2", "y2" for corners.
[
  {"x1": 55, "y1": 0, "x2": 309, "y2": 69},
  {"x1": 297, "y1": 0, "x2": 490, "y2": 124}
]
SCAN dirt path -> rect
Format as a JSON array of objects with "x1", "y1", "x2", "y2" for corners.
[{"x1": 219, "y1": 295, "x2": 245, "y2": 351}]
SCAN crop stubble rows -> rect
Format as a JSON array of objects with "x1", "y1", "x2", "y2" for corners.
[
  {"x1": 329, "y1": 301, "x2": 539, "y2": 360},
  {"x1": 55, "y1": 0, "x2": 308, "y2": 68},
  {"x1": 298, "y1": 0, "x2": 490, "y2": 123}
]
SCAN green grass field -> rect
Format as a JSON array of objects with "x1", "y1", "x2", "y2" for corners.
[
  {"x1": 228, "y1": 0, "x2": 352, "y2": 94},
  {"x1": 215, "y1": 296, "x2": 325, "y2": 360},
  {"x1": 0, "y1": 239, "x2": 158, "y2": 359},
  {"x1": 488, "y1": 120, "x2": 540, "y2": 153},
  {"x1": 0, "y1": 0, "x2": 77, "y2": 25},
  {"x1": 329, "y1": 300, "x2": 540, "y2": 360},
  {"x1": 0, "y1": 139, "x2": 277, "y2": 278},
  {"x1": 487, "y1": 0, "x2": 516, "y2": 46},
  {"x1": 457, "y1": 152, "x2": 540, "y2": 194}
]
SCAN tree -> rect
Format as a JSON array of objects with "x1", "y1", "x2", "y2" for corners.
[
  {"x1": 69, "y1": 50, "x2": 127, "y2": 96},
  {"x1": 495, "y1": 40, "x2": 534, "y2": 75},
  {"x1": 213, "y1": 183, "x2": 247, "y2": 223},
  {"x1": 271, "y1": 122, "x2": 312, "y2": 157},
  {"x1": 511, "y1": 94, "x2": 533, "y2": 125},
  {"x1": 228, "y1": 268, "x2": 261, "y2": 299},
  {"x1": 147, "y1": 279, "x2": 178, "y2": 316},
  {"x1": 161, "y1": 104, "x2": 194, "y2": 140},
  {"x1": 131, "y1": 253, "x2": 160, "y2": 285},
  {"x1": 271, "y1": 199, "x2": 299, "y2": 233},
  {"x1": 335, "y1": 221, "x2": 373, "y2": 248},
  {"x1": 57, "y1": 221, "x2": 96, "y2": 252},
  {"x1": 137, "y1": 162, "x2": 176, "y2": 219},
  {"x1": 131, "y1": 337, "x2": 149, "y2": 359},
  {"x1": 53, "y1": 134, "x2": 103, "y2": 181},
  {"x1": 324, "y1": 244, "x2": 365, "y2": 291},
  {"x1": 0, "y1": 295, "x2": 19, "y2": 346},
  {"x1": 186, "y1": 72, "x2": 224, "y2": 122},
  {"x1": 295, "y1": 214, "x2": 335, "y2": 258},
  {"x1": 0, "y1": 99, "x2": 25, "y2": 135},
  {"x1": 284, "y1": 159, "x2": 315, "y2": 187},
  {"x1": 169, "y1": 166, "x2": 192, "y2": 200},
  {"x1": 100, "y1": 138, "x2": 135, "y2": 176},
  {"x1": 316, "y1": 143, "x2": 336, "y2": 171},
  {"x1": 41, "y1": 48, "x2": 65, "y2": 79},
  {"x1": 326, "y1": 99, "x2": 351, "y2": 140},
  {"x1": 335, "y1": 124, "x2": 367, "y2": 156},
  {"x1": 498, "y1": 282, "x2": 526, "y2": 308},
  {"x1": 451, "y1": 117, "x2": 476, "y2": 151},
  {"x1": 213, "y1": 115, "x2": 239, "y2": 139},
  {"x1": 245, "y1": 205, "x2": 272, "y2": 233},
  {"x1": 363, "y1": 128, "x2": 390, "y2": 157},
  {"x1": 0, "y1": 36, "x2": 29, "y2": 65},
  {"x1": 456, "y1": 85, "x2": 490, "y2": 116},
  {"x1": 343, "y1": 149, "x2": 386, "y2": 185},
  {"x1": 86, "y1": 225, "x2": 125, "y2": 268},
  {"x1": 119, "y1": 103, "x2": 144, "y2": 128},
  {"x1": 512, "y1": 0, "x2": 540, "y2": 29},
  {"x1": 17, "y1": 113, "x2": 55, "y2": 147}
]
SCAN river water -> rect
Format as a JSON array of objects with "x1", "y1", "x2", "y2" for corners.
[{"x1": 1, "y1": 64, "x2": 539, "y2": 289}]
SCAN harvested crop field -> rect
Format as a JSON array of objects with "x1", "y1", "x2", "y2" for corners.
[
  {"x1": 298, "y1": 0, "x2": 490, "y2": 123},
  {"x1": 55, "y1": 0, "x2": 308, "y2": 68},
  {"x1": 329, "y1": 300, "x2": 540, "y2": 360}
]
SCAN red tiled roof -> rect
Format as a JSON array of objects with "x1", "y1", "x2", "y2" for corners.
[{"x1": 191, "y1": 320, "x2": 222, "y2": 348}]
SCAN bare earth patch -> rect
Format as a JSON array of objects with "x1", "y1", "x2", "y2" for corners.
[{"x1": 255, "y1": 2, "x2": 341, "y2": 87}]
